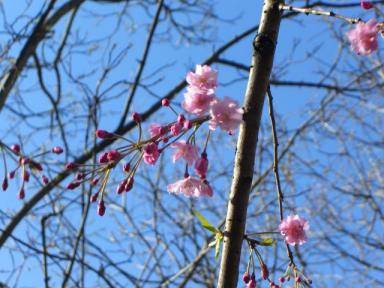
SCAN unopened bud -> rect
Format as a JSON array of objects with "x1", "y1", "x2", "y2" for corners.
[
  {"x1": 2, "y1": 178, "x2": 8, "y2": 191},
  {"x1": 41, "y1": 175, "x2": 49, "y2": 185},
  {"x1": 161, "y1": 98, "x2": 170, "y2": 106},
  {"x1": 95, "y1": 129, "x2": 113, "y2": 139},
  {"x1": 132, "y1": 112, "x2": 141, "y2": 122},
  {"x1": 11, "y1": 144, "x2": 20, "y2": 154},
  {"x1": 97, "y1": 200, "x2": 106, "y2": 216},
  {"x1": 66, "y1": 181, "x2": 81, "y2": 190},
  {"x1": 177, "y1": 114, "x2": 185, "y2": 123},
  {"x1": 51, "y1": 146, "x2": 63, "y2": 154},
  {"x1": 18, "y1": 188, "x2": 25, "y2": 199},
  {"x1": 66, "y1": 162, "x2": 77, "y2": 170}
]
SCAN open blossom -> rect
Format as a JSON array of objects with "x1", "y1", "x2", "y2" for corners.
[
  {"x1": 167, "y1": 176, "x2": 213, "y2": 197},
  {"x1": 149, "y1": 123, "x2": 164, "y2": 138},
  {"x1": 209, "y1": 97, "x2": 243, "y2": 134},
  {"x1": 186, "y1": 64, "x2": 218, "y2": 92},
  {"x1": 279, "y1": 215, "x2": 309, "y2": 246},
  {"x1": 170, "y1": 141, "x2": 198, "y2": 165},
  {"x1": 182, "y1": 86, "x2": 216, "y2": 115},
  {"x1": 143, "y1": 142, "x2": 160, "y2": 165},
  {"x1": 346, "y1": 19, "x2": 379, "y2": 55}
]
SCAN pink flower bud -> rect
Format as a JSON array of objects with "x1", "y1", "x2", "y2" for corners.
[
  {"x1": 23, "y1": 171, "x2": 30, "y2": 182},
  {"x1": 143, "y1": 143, "x2": 160, "y2": 165},
  {"x1": 162, "y1": 137, "x2": 169, "y2": 143},
  {"x1": 170, "y1": 123, "x2": 183, "y2": 136},
  {"x1": 124, "y1": 177, "x2": 134, "y2": 192},
  {"x1": 18, "y1": 188, "x2": 25, "y2": 199},
  {"x1": 2, "y1": 178, "x2": 8, "y2": 191},
  {"x1": 132, "y1": 112, "x2": 141, "y2": 122},
  {"x1": 161, "y1": 98, "x2": 170, "y2": 106},
  {"x1": 97, "y1": 200, "x2": 106, "y2": 216},
  {"x1": 361, "y1": 1, "x2": 374, "y2": 9},
  {"x1": 107, "y1": 150, "x2": 121, "y2": 162},
  {"x1": 8, "y1": 170, "x2": 15, "y2": 179},
  {"x1": 123, "y1": 163, "x2": 130, "y2": 173},
  {"x1": 295, "y1": 277, "x2": 301, "y2": 283},
  {"x1": 21, "y1": 158, "x2": 29, "y2": 165},
  {"x1": 177, "y1": 114, "x2": 185, "y2": 123},
  {"x1": 247, "y1": 277, "x2": 256, "y2": 288},
  {"x1": 66, "y1": 181, "x2": 81, "y2": 190},
  {"x1": 66, "y1": 162, "x2": 77, "y2": 170},
  {"x1": 41, "y1": 175, "x2": 49, "y2": 185},
  {"x1": 242, "y1": 272, "x2": 250, "y2": 284},
  {"x1": 90, "y1": 193, "x2": 98, "y2": 202},
  {"x1": 91, "y1": 178, "x2": 99, "y2": 186},
  {"x1": 278, "y1": 277, "x2": 285, "y2": 283},
  {"x1": 184, "y1": 120, "x2": 192, "y2": 129},
  {"x1": 11, "y1": 144, "x2": 20, "y2": 154},
  {"x1": 75, "y1": 172, "x2": 84, "y2": 181},
  {"x1": 95, "y1": 129, "x2": 113, "y2": 139},
  {"x1": 99, "y1": 152, "x2": 108, "y2": 164},
  {"x1": 51, "y1": 146, "x2": 63, "y2": 154},
  {"x1": 194, "y1": 155, "x2": 208, "y2": 178}
]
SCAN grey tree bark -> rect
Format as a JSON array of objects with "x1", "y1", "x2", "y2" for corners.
[{"x1": 217, "y1": 1, "x2": 283, "y2": 287}]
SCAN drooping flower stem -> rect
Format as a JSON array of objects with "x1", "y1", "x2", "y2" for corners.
[{"x1": 217, "y1": 1, "x2": 283, "y2": 287}]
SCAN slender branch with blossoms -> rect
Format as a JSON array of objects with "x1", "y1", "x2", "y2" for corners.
[
  {"x1": 64, "y1": 64, "x2": 244, "y2": 216},
  {"x1": 0, "y1": 141, "x2": 63, "y2": 199},
  {"x1": 281, "y1": 1, "x2": 384, "y2": 55}
]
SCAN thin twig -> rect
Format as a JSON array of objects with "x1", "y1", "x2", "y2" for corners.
[{"x1": 266, "y1": 86, "x2": 295, "y2": 266}]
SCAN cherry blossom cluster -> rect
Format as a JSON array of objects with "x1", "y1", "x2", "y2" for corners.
[
  {"x1": 241, "y1": 215, "x2": 310, "y2": 287},
  {"x1": 346, "y1": 1, "x2": 384, "y2": 55},
  {"x1": 1, "y1": 142, "x2": 63, "y2": 199},
  {"x1": 64, "y1": 64, "x2": 243, "y2": 216}
]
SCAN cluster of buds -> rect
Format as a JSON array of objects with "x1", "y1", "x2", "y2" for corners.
[
  {"x1": 1, "y1": 142, "x2": 63, "y2": 199},
  {"x1": 64, "y1": 64, "x2": 244, "y2": 216}
]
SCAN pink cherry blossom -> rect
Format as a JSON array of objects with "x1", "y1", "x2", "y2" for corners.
[
  {"x1": 346, "y1": 19, "x2": 379, "y2": 55},
  {"x1": 209, "y1": 96, "x2": 243, "y2": 134},
  {"x1": 167, "y1": 176, "x2": 213, "y2": 197},
  {"x1": 149, "y1": 123, "x2": 164, "y2": 138},
  {"x1": 279, "y1": 214, "x2": 309, "y2": 246},
  {"x1": 170, "y1": 141, "x2": 198, "y2": 165},
  {"x1": 143, "y1": 142, "x2": 160, "y2": 165},
  {"x1": 182, "y1": 86, "x2": 216, "y2": 115},
  {"x1": 170, "y1": 123, "x2": 183, "y2": 136},
  {"x1": 186, "y1": 64, "x2": 218, "y2": 92}
]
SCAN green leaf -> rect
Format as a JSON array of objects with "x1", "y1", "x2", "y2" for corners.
[
  {"x1": 259, "y1": 238, "x2": 276, "y2": 246},
  {"x1": 215, "y1": 234, "x2": 223, "y2": 259},
  {"x1": 193, "y1": 209, "x2": 218, "y2": 234}
]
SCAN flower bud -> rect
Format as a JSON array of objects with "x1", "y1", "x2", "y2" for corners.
[
  {"x1": 91, "y1": 178, "x2": 99, "y2": 186},
  {"x1": 51, "y1": 146, "x2": 63, "y2": 154},
  {"x1": 23, "y1": 171, "x2": 30, "y2": 182},
  {"x1": 107, "y1": 150, "x2": 121, "y2": 162},
  {"x1": 66, "y1": 162, "x2": 77, "y2": 170},
  {"x1": 242, "y1": 272, "x2": 250, "y2": 284},
  {"x1": 90, "y1": 193, "x2": 98, "y2": 203},
  {"x1": 161, "y1": 98, "x2": 170, "y2": 106},
  {"x1": 177, "y1": 114, "x2": 185, "y2": 123},
  {"x1": 132, "y1": 112, "x2": 141, "y2": 122},
  {"x1": 75, "y1": 172, "x2": 84, "y2": 181},
  {"x1": 123, "y1": 163, "x2": 130, "y2": 173},
  {"x1": 66, "y1": 181, "x2": 81, "y2": 190},
  {"x1": 98, "y1": 152, "x2": 108, "y2": 164},
  {"x1": 41, "y1": 175, "x2": 49, "y2": 185},
  {"x1": 95, "y1": 129, "x2": 113, "y2": 139},
  {"x1": 2, "y1": 178, "x2": 8, "y2": 191},
  {"x1": 361, "y1": 1, "x2": 374, "y2": 9},
  {"x1": 11, "y1": 144, "x2": 20, "y2": 154},
  {"x1": 184, "y1": 120, "x2": 192, "y2": 129},
  {"x1": 8, "y1": 170, "x2": 15, "y2": 179},
  {"x1": 124, "y1": 177, "x2": 134, "y2": 192},
  {"x1": 97, "y1": 200, "x2": 106, "y2": 216},
  {"x1": 278, "y1": 277, "x2": 285, "y2": 283},
  {"x1": 18, "y1": 188, "x2": 25, "y2": 199}
]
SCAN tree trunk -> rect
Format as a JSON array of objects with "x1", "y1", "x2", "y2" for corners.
[{"x1": 217, "y1": 1, "x2": 283, "y2": 287}]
